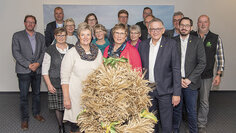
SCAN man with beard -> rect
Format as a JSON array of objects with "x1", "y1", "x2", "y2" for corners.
[
  {"x1": 172, "y1": 17, "x2": 206, "y2": 133},
  {"x1": 45, "y1": 7, "x2": 64, "y2": 47},
  {"x1": 12, "y1": 15, "x2": 46, "y2": 130}
]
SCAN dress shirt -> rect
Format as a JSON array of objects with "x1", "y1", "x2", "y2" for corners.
[
  {"x1": 180, "y1": 34, "x2": 189, "y2": 78},
  {"x1": 27, "y1": 32, "x2": 36, "y2": 54},
  {"x1": 149, "y1": 37, "x2": 162, "y2": 83}
]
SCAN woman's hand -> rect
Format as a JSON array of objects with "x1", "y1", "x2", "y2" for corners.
[
  {"x1": 64, "y1": 97, "x2": 71, "y2": 109},
  {"x1": 47, "y1": 84, "x2": 56, "y2": 94}
]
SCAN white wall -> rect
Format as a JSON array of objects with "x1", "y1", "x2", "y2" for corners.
[{"x1": 1, "y1": 0, "x2": 235, "y2": 91}]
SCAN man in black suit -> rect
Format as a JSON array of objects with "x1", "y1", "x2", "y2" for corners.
[
  {"x1": 138, "y1": 18, "x2": 181, "y2": 133},
  {"x1": 136, "y1": 7, "x2": 153, "y2": 41},
  {"x1": 172, "y1": 17, "x2": 206, "y2": 133},
  {"x1": 164, "y1": 11, "x2": 184, "y2": 38},
  {"x1": 45, "y1": 7, "x2": 64, "y2": 47}
]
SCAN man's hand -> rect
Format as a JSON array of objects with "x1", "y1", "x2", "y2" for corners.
[
  {"x1": 181, "y1": 78, "x2": 191, "y2": 88},
  {"x1": 172, "y1": 96, "x2": 180, "y2": 107},
  {"x1": 29, "y1": 63, "x2": 40, "y2": 72},
  {"x1": 213, "y1": 75, "x2": 221, "y2": 86}
]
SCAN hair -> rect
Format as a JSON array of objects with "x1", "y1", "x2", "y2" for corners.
[
  {"x1": 54, "y1": 27, "x2": 67, "y2": 35},
  {"x1": 54, "y1": 7, "x2": 63, "y2": 12},
  {"x1": 64, "y1": 18, "x2": 75, "y2": 27},
  {"x1": 148, "y1": 18, "x2": 164, "y2": 29},
  {"x1": 198, "y1": 15, "x2": 210, "y2": 22},
  {"x1": 143, "y1": 7, "x2": 152, "y2": 14},
  {"x1": 179, "y1": 17, "x2": 193, "y2": 26},
  {"x1": 112, "y1": 23, "x2": 128, "y2": 35},
  {"x1": 94, "y1": 24, "x2": 107, "y2": 33},
  {"x1": 118, "y1": 9, "x2": 129, "y2": 17},
  {"x1": 173, "y1": 11, "x2": 184, "y2": 17},
  {"x1": 129, "y1": 25, "x2": 141, "y2": 34},
  {"x1": 77, "y1": 22, "x2": 93, "y2": 35},
  {"x1": 144, "y1": 14, "x2": 155, "y2": 20},
  {"x1": 24, "y1": 15, "x2": 37, "y2": 24},
  {"x1": 84, "y1": 13, "x2": 98, "y2": 24}
]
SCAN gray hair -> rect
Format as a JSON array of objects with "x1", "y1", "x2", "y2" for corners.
[
  {"x1": 173, "y1": 11, "x2": 184, "y2": 17},
  {"x1": 129, "y1": 25, "x2": 141, "y2": 33},
  {"x1": 148, "y1": 18, "x2": 164, "y2": 29},
  {"x1": 77, "y1": 22, "x2": 93, "y2": 35}
]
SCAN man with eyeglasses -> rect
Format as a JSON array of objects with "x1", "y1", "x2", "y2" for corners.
[
  {"x1": 164, "y1": 11, "x2": 184, "y2": 38},
  {"x1": 12, "y1": 15, "x2": 46, "y2": 130},
  {"x1": 136, "y1": 7, "x2": 153, "y2": 41},
  {"x1": 45, "y1": 7, "x2": 64, "y2": 47},
  {"x1": 172, "y1": 17, "x2": 206, "y2": 133},
  {"x1": 138, "y1": 18, "x2": 181, "y2": 133},
  {"x1": 109, "y1": 9, "x2": 130, "y2": 43},
  {"x1": 191, "y1": 15, "x2": 225, "y2": 133}
]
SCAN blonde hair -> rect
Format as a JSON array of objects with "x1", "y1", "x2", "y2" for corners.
[
  {"x1": 112, "y1": 23, "x2": 128, "y2": 35},
  {"x1": 94, "y1": 24, "x2": 107, "y2": 33},
  {"x1": 77, "y1": 22, "x2": 93, "y2": 35},
  {"x1": 64, "y1": 18, "x2": 75, "y2": 27}
]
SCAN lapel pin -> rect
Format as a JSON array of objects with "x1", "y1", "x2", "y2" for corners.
[{"x1": 160, "y1": 45, "x2": 163, "y2": 47}]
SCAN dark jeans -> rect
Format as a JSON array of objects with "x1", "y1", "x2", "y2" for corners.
[
  {"x1": 173, "y1": 87, "x2": 198, "y2": 133},
  {"x1": 17, "y1": 72, "x2": 41, "y2": 122},
  {"x1": 149, "y1": 90, "x2": 173, "y2": 133}
]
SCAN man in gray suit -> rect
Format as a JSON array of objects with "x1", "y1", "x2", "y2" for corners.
[
  {"x1": 172, "y1": 17, "x2": 206, "y2": 133},
  {"x1": 12, "y1": 15, "x2": 46, "y2": 130}
]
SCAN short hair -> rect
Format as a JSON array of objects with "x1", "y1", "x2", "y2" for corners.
[
  {"x1": 148, "y1": 18, "x2": 164, "y2": 29},
  {"x1": 24, "y1": 15, "x2": 37, "y2": 24},
  {"x1": 143, "y1": 7, "x2": 152, "y2": 14},
  {"x1": 54, "y1": 27, "x2": 67, "y2": 35},
  {"x1": 94, "y1": 24, "x2": 107, "y2": 33},
  {"x1": 77, "y1": 22, "x2": 93, "y2": 36},
  {"x1": 198, "y1": 15, "x2": 210, "y2": 22},
  {"x1": 129, "y1": 25, "x2": 141, "y2": 34},
  {"x1": 179, "y1": 17, "x2": 193, "y2": 26},
  {"x1": 118, "y1": 9, "x2": 129, "y2": 18},
  {"x1": 54, "y1": 7, "x2": 63, "y2": 12},
  {"x1": 173, "y1": 11, "x2": 184, "y2": 17},
  {"x1": 112, "y1": 23, "x2": 128, "y2": 35},
  {"x1": 84, "y1": 13, "x2": 98, "y2": 24},
  {"x1": 64, "y1": 18, "x2": 75, "y2": 27},
  {"x1": 144, "y1": 14, "x2": 155, "y2": 20}
]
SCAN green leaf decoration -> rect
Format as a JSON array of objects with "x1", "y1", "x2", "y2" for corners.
[
  {"x1": 101, "y1": 121, "x2": 120, "y2": 133},
  {"x1": 103, "y1": 57, "x2": 128, "y2": 68},
  {"x1": 140, "y1": 109, "x2": 158, "y2": 123}
]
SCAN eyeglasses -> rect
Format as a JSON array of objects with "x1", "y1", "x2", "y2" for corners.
[
  {"x1": 130, "y1": 32, "x2": 140, "y2": 35},
  {"x1": 114, "y1": 32, "x2": 126, "y2": 36},
  {"x1": 66, "y1": 25, "x2": 75, "y2": 27},
  {"x1": 88, "y1": 19, "x2": 96, "y2": 22},
  {"x1": 56, "y1": 35, "x2": 66, "y2": 38},
  {"x1": 149, "y1": 28, "x2": 163, "y2": 32},
  {"x1": 119, "y1": 16, "x2": 128, "y2": 19},
  {"x1": 173, "y1": 19, "x2": 181, "y2": 22},
  {"x1": 95, "y1": 30, "x2": 103, "y2": 34},
  {"x1": 179, "y1": 24, "x2": 191, "y2": 28},
  {"x1": 25, "y1": 21, "x2": 35, "y2": 24}
]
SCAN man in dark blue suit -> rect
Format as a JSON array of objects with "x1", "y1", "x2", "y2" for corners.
[
  {"x1": 45, "y1": 7, "x2": 64, "y2": 47},
  {"x1": 172, "y1": 17, "x2": 206, "y2": 133},
  {"x1": 138, "y1": 18, "x2": 182, "y2": 133}
]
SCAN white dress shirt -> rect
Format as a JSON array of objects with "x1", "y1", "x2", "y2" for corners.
[
  {"x1": 180, "y1": 34, "x2": 189, "y2": 78},
  {"x1": 149, "y1": 37, "x2": 162, "y2": 83}
]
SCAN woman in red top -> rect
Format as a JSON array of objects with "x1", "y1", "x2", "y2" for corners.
[{"x1": 104, "y1": 23, "x2": 142, "y2": 71}]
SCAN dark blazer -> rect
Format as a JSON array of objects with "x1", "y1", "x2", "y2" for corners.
[
  {"x1": 173, "y1": 35, "x2": 206, "y2": 90},
  {"x1": 45, "y1": 21, "x2": 57, "y2": 47},
  {"x1": 12, "y1": 30, "x2": 46, "y2": 74},
  {"x1": 136, "y1": 21, "x2": 148, "y2": 41},
  {"x1": 138, "y1": 36, "x2": 182, "y2": 96},
  {"x1": 164, "y1": 28, "x2": 175, "y2": 38}
]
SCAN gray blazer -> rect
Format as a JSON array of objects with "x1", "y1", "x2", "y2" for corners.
[
  {"x1": 12, "y1": 30, "x2": 46, "y2": 74},
  {"x1": 174, "y1": 35, "x2": 206, "y2": 90}
]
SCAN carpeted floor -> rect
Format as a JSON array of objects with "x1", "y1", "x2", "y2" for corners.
[{"x1": 0, "y1": 91, "x2": 235, "y2": 133}]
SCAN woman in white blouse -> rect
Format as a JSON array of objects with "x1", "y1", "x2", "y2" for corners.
[
  {"x1": 61, "y1": 23, "x2": 103, "y2": 133},
  {"x1": 42, "y1": 27, "x2": 74, "y2": 133}
]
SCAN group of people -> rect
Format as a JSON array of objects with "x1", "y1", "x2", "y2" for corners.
[{"x1": 11, "y1": 6, "x2": 224, "y2": 133}]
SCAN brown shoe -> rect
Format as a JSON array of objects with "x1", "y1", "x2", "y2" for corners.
[
  {"x1": 21, "y1": 121, "x2": 28, "y2": 130},
  {"x1": 34, "y1": 115, "x2": 45, "y2": 122}
]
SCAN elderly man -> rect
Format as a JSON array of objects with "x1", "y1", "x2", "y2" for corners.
[
  {"x1": 12, "y1": 15, "x2": 46, "y2": 130},
  {"x1": 45, "y1": 7, "x2": 64, "y2": 47},
  {"x1": 138, "y1": 18, "x2": 181, "y2": 133},
  {"x1": 192, "y1": 15, "x2": 225, "y2": 133},
  {"x1": 164, "y1": 11, "x2": 184, "y2": 38},
  {"x1": 109, "y1": 9, "x2": 130, "y2": 43},
  {"x1": 172, "y1": 17, "x2": 206, "y2": 133},
  {"x1": 136, "y1": 7, "x2": 153, "y2": 40}
]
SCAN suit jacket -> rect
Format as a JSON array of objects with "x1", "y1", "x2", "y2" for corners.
[
  {"x1": 45, "y1": 21, "x2": 56, "y2": 47},
  {"x1": 164, "y1": 28, "x2": 175, "y2": 38},
  {"x1": 173, "y1": 35, "x2": 206, "y2": 90},
  {"x1": 136, "y1": 21, "x2": 148, "y2": 41},
  {"x1": 12, "y1": 30, "x2": 46, "y2": 74},
  {"x1": 138, "y1": 36, "x2": 181, "y2": 96}
]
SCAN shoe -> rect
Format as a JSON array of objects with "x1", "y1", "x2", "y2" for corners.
[
  {"x1": 34, "y1": 115, "x2": 45, "y2": 122},
  {"x1": 198, "y1": 127, "x2": 207, "y2": 133},
  {"x1": 21, "y1": 121, "x2": 28, "y2": 130},
  {"x1": 59, "y1": 125, "x2": 66, "y2": 133}
]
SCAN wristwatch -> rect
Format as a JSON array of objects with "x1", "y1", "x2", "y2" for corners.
[{"x1": 216, "y1": 73, "x2": 222, "y2": 77}]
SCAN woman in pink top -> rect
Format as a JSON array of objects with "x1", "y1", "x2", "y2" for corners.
[
  {"x1": 127, "y1": 25, "x2": 142, "y2": 50},
  {"x1": 103, "y1": 23, "x2": 142, "y2": 71}
]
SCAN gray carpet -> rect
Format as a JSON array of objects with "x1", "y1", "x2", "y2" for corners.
[{"x1": 0, "y1": 91, "x2": 235, "y2": 133}]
